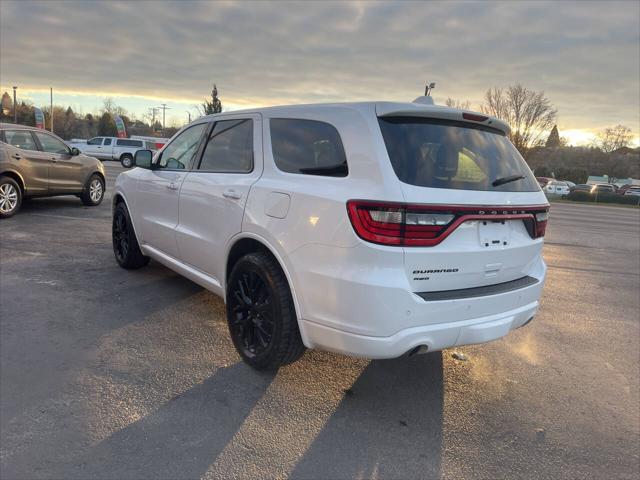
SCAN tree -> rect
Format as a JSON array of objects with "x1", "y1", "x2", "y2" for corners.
[
  {"x1": 202, "y1": 84, "x2": 222, "y2": 115},
  {"x1": 545, "y1": 125, "x2": 561, "y2": 148},
  {"x1": 62, "y1": 107, "x2": 76, "y2": 140},
  {"x1": 97, "y1": 112, "x2": 117, "y2": 136},
  {"x1": 445, "y1": 97, "x2": 471, "y2": 110},
  {"x1": 481, "y1": 84, "x2": 557, "y2": 157},
  {"x1": 592, "y1": 125, "x2": 633, "y2": 153}
]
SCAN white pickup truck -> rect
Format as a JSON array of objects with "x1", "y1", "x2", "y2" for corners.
[{"x1": 70, "y1": 137, "x2": 167, "y2": 167}]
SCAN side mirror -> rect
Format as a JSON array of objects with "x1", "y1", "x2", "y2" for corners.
[
  {"x1": 133, "y1": 150, "x2": 154, "y2": 169},
  {"x1": 70, "y1": 147, "x2": 80, "y2": 156}
]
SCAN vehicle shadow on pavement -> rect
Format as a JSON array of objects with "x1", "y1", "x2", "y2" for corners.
[
  {"x1": 291, "y1": 352, "x2": 444, "y2": 480},
  {"x1": 58, "y1": 363, "x2": 274, "y2": 480}
]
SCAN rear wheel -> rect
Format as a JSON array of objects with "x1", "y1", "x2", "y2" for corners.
[
  {"x1": 226, "y1": 252, "x2": 305, "y2": 370},
  {"x1": 0, "y1": 176, "x2": 21, "y2": 219},
  {"x1": 120, "y1": 154, "x2": 133, "y2": 168},
  {"x1": 80, "y1": 174, "x2": 104, "y2": 206},
  {"x1": 112, "y1": 202, "x2": 150, "y2": 269}
]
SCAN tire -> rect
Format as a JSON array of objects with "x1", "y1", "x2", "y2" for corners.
[
  {"x1": 121, "y1": 154, "x2": 133, "y2": 168},
  {"x1": 80, "y1": 174, "x2": 105, "y2": 206},
  {"x1": 226, "y1": 252, "x2": 305, "y2": 370},
  {"x1": 0, "y1": 176, "x2": 22, "y2": 219},
  {"x1": 112, "y1": 202, "x2": 150, "y2": 269}
]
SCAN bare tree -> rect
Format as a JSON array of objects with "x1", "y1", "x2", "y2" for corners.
[
  {"x1": 445, "y1": 97, "x2": 471, "y2": 110},
  {"x1": 592, "y1": 124, "x2": 633, "y2": 153},
  {"x1": 481, "y1": 84, "x2": 557, "y2": 157}
]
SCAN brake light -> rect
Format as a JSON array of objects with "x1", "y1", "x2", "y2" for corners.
[
  {"x1": 462, "y1": 113, "x2": 489, "y2": 122},
  {"x1": 347, "y1": 200, "x2": 549, "y2": 246}
]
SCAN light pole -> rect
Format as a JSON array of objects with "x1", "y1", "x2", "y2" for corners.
[
  {"x1": 186, "y1": 111, "x2": 191, "y2": 124},
  {"x1": 12, "y1": 86, "x2": 17, "y2": 124}
]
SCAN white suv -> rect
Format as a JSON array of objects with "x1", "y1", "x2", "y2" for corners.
[{"x1": 111, "y1": 98, "x2": 549, "y2": 369}]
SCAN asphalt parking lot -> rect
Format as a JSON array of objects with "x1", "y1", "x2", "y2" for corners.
[{"x1": 1, "y1": 163, "x2": 639, "y2": 480}]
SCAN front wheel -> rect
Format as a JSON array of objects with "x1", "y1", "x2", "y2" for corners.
[
  {"x1": 112, "y1": 202, "x2": 150, "y2": 269},
  {"x1": 80, "y1": 174, "x2": 105, "y2": 206},
  {"x1": 226, "y1": 252, "x2": 305, "y2": 370},
  {"x1": 120, "y1": 154, "x2": 133, "y2": 168},
  {"x1": 0, "y1": 176, "x2": 22, "y2": 219}
]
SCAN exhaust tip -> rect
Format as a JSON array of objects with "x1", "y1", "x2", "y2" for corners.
[{"x1": 407, "y1": 345, "x2": 429, "y2": 357}]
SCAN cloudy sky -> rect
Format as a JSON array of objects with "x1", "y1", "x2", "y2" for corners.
[{"x1": 1, "y1": 0, "x2": 639, "y2": 144}]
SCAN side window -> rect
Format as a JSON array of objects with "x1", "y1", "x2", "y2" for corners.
[
  {"x1": 270, "y1": 119, "x2": 348, "y2": 177},
  {"x1": 3, "y1": 130, "x2": 39, "y2": 151},
  {"x1": 157, "y1": 123, "x2": 207, "y2": 170},
  {"x1": 198, "y1": 119, "x2": 253, "y2": 172},
  {"x1": 34, "y1": 131, "x2": 70, "y2": 154},
  {"x1": 104, "y1": 138, "x2": 112, "y2": 145},
  {"x1": 87, "y1": 137, "x2": 103, "y2": 145},
  {"x1": 117, "y1": 139, "x2": 143, "y2": 147}
]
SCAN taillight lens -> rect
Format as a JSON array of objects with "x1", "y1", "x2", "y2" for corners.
[{"x1": 347, "y1": 200, "x2": 549, "y2": 247}]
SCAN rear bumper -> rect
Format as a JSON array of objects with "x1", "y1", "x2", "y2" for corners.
[{"x1": 301, "y1": 299, "x2": 539, "y2": 359}]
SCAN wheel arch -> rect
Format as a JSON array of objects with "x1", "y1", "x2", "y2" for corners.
[
  {"x1": 225, "y1": 233, "x2": 310, "y2": 347},
  {"x1": 0, "y1": 170, "x2": 26, "y2": 194}
]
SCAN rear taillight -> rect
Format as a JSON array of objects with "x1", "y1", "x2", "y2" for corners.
[{"x1": 347, "y1": 200, "x2": 549, "y2": 247}]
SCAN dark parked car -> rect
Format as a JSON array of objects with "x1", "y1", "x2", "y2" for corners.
[
  {"x1": 0, "y1": 123, "x2": 106, "y2": 218},
  {"x1": 569, "y1": 184, "x2": 592, "y2": 193}
]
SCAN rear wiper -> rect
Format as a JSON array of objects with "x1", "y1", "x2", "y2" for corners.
[{"x1": 492, "y1": 174, "x2": 524, "y2": 187}]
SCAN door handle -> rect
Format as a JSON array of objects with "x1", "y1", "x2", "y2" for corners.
[
  {"x1": 167, "y1": 182, "x2": 179, "y2": 191},
  {"x1": 11, "y1": 153, "x2": 21, "y2": 160},
  {"x1": 50, "y1": 157, "x2": 58, "y2": 162},
  {"x1": 222, "y1": 189, "x2": 242, "y2": 200}
]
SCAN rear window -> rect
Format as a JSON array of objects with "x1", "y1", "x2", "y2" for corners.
[
  {"x1": 117, "y1": 139, "x2": 143, "y2": 147},
  {"x1": 378, "y1": 117, "x2": 539, "y2": 192},
  {"x1": 270, "y1": 119, "x2": 348, "y2": 177},
  {"x1": 2, "y1": 130, "x2": 38, "y2": 151}
]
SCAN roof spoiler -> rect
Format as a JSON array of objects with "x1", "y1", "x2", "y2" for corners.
[{"x1": 376, "y1": 102, "x2": 511, "y2": 135}]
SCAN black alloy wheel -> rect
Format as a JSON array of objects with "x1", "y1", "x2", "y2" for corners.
[
  {"x1": 226, "y1": 252, "x2": 305, "y2": 369},
  {"x1": 112, "y1": 203, "x2": 150, "y2": 269}
]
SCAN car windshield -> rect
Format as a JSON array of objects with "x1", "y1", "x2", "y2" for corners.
[{"x1": 378, "y1": 117, "x2": 540, "y2": 192}]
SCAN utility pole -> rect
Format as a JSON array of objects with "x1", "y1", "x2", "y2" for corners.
[
  {"x1": 12, "y1": 86, "x2": 17, "y2": 124},
  {"x1": 148, "y1": 107, "x2": 159, "y2": 132},
  {"x1": 157, "y1": 104, "x2": 170, "y2": 136},
  {"x1": 50, "y1": 87, "x2": 53, "y2": 133}
]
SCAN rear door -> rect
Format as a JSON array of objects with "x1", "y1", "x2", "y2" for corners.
[
  {"x1": 134, "y1": 123, "x2": 208, "y2": 257},
  {"x1": 2, "y1": 129, "x2": 50, "y2": 195},
  {"x1": 33, "y1": 131, "x2": 84, "y2": 193},
  {"x1": 377, "y1": 115, "x2": 548, "y2": 292},
  {"x1": 175, "y1": 114, "x2": 261, "y2": 281}
]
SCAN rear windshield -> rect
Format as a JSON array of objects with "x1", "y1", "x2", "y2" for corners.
[{"x1": 378, "y1": 117, "x2": 540, "y2": 192}]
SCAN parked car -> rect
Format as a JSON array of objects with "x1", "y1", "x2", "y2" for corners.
[
  {"x1": 623, "y1": 186, "x2": 640, "y2": 196},
  {"x1": 536, "y1": 176, "x2": 552, "y2": 187},
  {"x1": 112, "y1": 98, "x2": 549, "y2": 369},
  {"x1": 590, "y1": 183, "x2": 616, "y2": 194},
  {"x1": 0, "y1": 123, "x2": 106, "y2": 218},
  {"x1": 543, "y1": 180, "x2": 570, "y2": 196},
  {"x1": 617, "y1": 184, "x2": 639, "y2": 195},
  {"x1": 71, "y1": 137, "x2": 160, "y2": 167},
  {"x1": 569, "y1": 184, "x2": 592, "y2": 193}
]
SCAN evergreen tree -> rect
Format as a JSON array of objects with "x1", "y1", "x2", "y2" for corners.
[
  {"x1": 545, "y1": 125, "x2": 561, "y2": 148},
  {"x1": 97, "y1": 112, "x2": 117, "y2": 136},
  {"x1": 202, "y1": 84, "x2": 222, "y2": 114}
]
